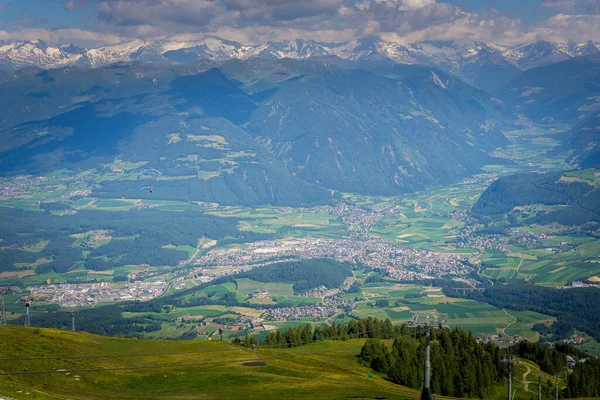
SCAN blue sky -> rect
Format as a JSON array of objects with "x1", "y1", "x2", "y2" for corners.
[
  {"x1": 444, "y1": 0, "x2": 557, "y2": 22},
  {"x1": 0, "y1": 0, "x2": 598, "y2": 46},
  {"x1": 0, "y1": 0, "x2": 94, "y2": 31}
]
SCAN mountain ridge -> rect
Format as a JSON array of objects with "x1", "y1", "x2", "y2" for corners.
[
  {"x1": 2, "y1": 37, "x2": 599, "y2": 92},
  {"x1": 0, "y1": 59, "x2": 508, "y2": 202}
]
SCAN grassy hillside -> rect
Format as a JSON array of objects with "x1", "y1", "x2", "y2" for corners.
[
  {"x1": 0, "y1": 326, "x2": 583, "y2": 400},
  {"x1": 0, "y1": 325, "x2": 428, "y2": 400}
]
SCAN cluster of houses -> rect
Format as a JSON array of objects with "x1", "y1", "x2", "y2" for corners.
[
  {"x1": 264, "y1": 304, "x2": 338, "y2": 321},
  {"x1": 195, "y1": 238, "x2": 471, "y2": 281},
  {"x1": 477, "y1": 334, "x2": 527, "y2": 345}
]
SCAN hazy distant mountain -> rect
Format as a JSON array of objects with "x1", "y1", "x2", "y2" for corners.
[
  {"x1": 234, "y1": 60, "x2": 508, "y2": 194},
  {"x1": 0, "y1": 59, "x2": 509, "y2": 203},
  {"x1": 1, "y1": 37, "x2": 599, "y2": 93},
  {"x1": 501, "y1": 55, "x2": 600, "y2": 125},
  {"x1": 562, "y1": 112, "x2": 600, "y2": 168}
]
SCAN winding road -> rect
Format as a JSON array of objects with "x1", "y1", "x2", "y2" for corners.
[{"x1": 502, "y1": 309, "x2": 517, "y2": 335}]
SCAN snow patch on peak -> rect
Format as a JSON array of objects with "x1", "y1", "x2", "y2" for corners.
[
  {"x1": 0, "y1": 36, "x2": 599, "y2": 75},
  {"x1": 431, "y1": 71, "x2": 447, "y2": 89}
]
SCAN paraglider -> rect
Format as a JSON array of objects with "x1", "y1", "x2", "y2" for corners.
[
  {"x1": 137, "y1": 168, "x2": 162, "y2": 180},
  {"x1": 137, "y1": 168, "x2": 162, "y2": 193}
]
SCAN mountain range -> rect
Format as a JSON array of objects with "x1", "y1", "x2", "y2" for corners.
[
  {"x1": 1, "y1": 36, "x2": 599, "y2": 206},
  {"x1": 1, "y1": 37, "x2": 600, "y2": 93},
  {"x1": 0, "y1": 58, "x2": 508, "y2": 204}
]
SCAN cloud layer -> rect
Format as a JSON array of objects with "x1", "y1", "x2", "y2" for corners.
[{"x1": 2, "y1": 0, "x2": 599, "y2": 46}]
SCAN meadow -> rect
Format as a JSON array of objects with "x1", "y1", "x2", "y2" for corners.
[
  {"x1": 352, "y1": 283, "x2": 554, "y2": 340},
  {"x1": 0, "y1": 325, "x2": 574, "y2": 400},
  {"x1": 0, "y1": 325, "x2": 427, "y2": 400}
]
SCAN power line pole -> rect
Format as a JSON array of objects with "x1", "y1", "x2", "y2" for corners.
[
  {"x1": 71, "y1": 312, "x2": 76, "y2": 332},
  {"x1": 502, "y1": 355, "x2": 518, "y2": 400},
  {"x1": 555, "y1": 374, "x2": 559, "y2": 400},
  {"x1": 508, "y1": 356, "x2": 513, "y2": 400},
  {"x1": 535, "y1": 374, "x2": 543, "y2": 400},
  {"x1": 422, "y1": 324, "x2": 432, "y2": 400},
  {"x1": 407, "y1": 312, "x2": 449, "y2": 400}
]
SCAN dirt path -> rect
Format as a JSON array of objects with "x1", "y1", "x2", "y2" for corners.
[
  {"x1": 502, "y1": 309, "x2": 517, "y2": 335},
  {"x1": 516, "y1": 257, "x2": 531, "y2": 281},
  {"x1": 30, "y1": 388, "x2": 74, "y2": 399},
  {"x1": 522, "y1": 361, "x2": 533, "y2": 393}
]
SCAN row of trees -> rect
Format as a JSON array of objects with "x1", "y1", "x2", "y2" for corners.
[
  {"x1": 235, "y1": 317, "x2": 600, "y2": 398},
  {"x1": 509, "y1": 341, "x2": 600, "y2": 397},
  {"x1": 359, "y1": 331, "x2": 506, "y2": 398},
  {"x1": 510, "y1": 341, "x2": 566, "y2": 374},
  {"x1": 15, "y1": 305, "x2": 162, "y2": 337},
  {"x1": 566, "y1": 357, "x2": 600, "y2": 398},
  {"x1": 234, "y1": 318, "x2": 506, "y2": 398}
]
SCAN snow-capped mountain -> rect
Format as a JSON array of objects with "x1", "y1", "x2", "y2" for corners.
[
  {"x1": 0, "y1": 37, "x2": 598, "y2": 89},
  {"x1": 0, "y1": 40, "x2": 87, "y2": 69}
]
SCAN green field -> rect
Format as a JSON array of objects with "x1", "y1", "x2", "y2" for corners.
[
  {"x1": 1, "y1": 126, "x2": 599, "y2": 347},
  {"x1": 353, "y1": 283, "x2": 555, "y2": 339},
  {"x1": 0, "y1": 326, "x2": 428, "y2": 400}
]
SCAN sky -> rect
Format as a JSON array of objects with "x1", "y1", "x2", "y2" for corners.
[{"x1": 0, "y1": 0, "x2": 599, "y2": 47}]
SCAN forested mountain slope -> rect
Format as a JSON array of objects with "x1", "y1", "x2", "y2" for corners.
[
  {"x1": 501, "y1": 55, "x2": 600, "y2": 126},
  {"x1": 471, "y1": 169, "x2": 600, "y2": 226},
  {"x1": 0, "y1": 59, "x2": 509, "y2": 203},
  {"x1": 561, "y1": 112, "x2": 600, "y2": 168}
]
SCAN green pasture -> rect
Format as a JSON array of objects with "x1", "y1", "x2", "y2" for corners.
[{"x1": 0, "y1": 326, "x2": 428, "y2": 400}]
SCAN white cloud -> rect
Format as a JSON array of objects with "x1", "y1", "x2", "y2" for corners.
[
  {"x1": 542, "y1": 0, "x2": 600, "y2": 13},
  {"x1": 398, "y1": 0, "x2": 436, "y2": 11},
  {"x1": 0, "y1": 28, "x2": 124, "y2": 48},
  {"x1": 1, "y1": 0, "x2": 599, "y2": 47},
  {"x1": 64, "y1": 0, "x2": 87, "y2": 11},
  {"x1": 532, "y1": 13, "x2": 600, "y2": 43}
]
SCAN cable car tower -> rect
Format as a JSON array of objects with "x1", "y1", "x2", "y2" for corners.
[
  {"x1": 407, "y1": 312, "x2": 449, "y2": 400},
  {"x1": 23, "y1": 299, "x2": 31, "y2": 327},
  {"x1": 71, "y1": 310, "x2": 78, "y2": 331}
]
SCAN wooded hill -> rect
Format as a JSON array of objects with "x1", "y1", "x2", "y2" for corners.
[{"x1": 471, "y1": 169, "x2": 600, "y2": 227}]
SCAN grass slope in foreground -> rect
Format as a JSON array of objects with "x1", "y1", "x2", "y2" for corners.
[{"x1": 0, "y1": 326, "x2": 428, "y2": 400}]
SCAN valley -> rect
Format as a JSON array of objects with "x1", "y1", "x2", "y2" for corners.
[
  {"x1": 2, "y1": 125, "x2": 599, "y2": 353},
  {"x1": 3, "y1": 1, "x2": 600, "y2": 398}
]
